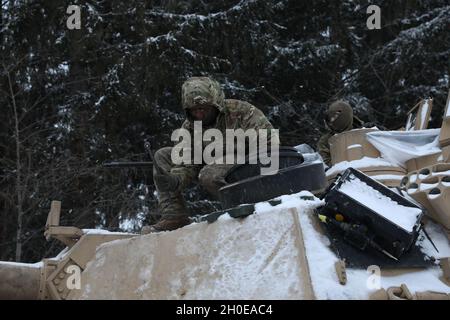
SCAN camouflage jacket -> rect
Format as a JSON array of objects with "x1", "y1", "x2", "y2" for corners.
[
  {"x1": 317, "y1": 123, "x2": 362, "y2": 167},
  {"x1": 170, "y1": 78, "x2": 278, "y2": 188},
  {"x1": 317, "y1": 132, "x2": 333, "y2": 167}
]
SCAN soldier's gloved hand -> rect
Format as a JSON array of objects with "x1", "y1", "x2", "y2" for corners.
[{"x1": 153, "y1": 172, "x2": 181, "y2": 192}]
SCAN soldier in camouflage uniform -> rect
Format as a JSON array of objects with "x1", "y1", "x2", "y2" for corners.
[
  {"x1": 142, "y1": 77, "x2": 279, "y2": 233},
  {"x1": 317, "y1": 100, "x2": 353, "y2": 167}
]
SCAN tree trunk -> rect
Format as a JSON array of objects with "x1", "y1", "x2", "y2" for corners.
[{"x1": 7, "y1": 69, "x2": 23, "y2": 262}]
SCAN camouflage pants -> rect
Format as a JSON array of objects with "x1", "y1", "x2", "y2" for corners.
[{"x1": 153, "y1": 147, "x2": 233, "y2": 217}]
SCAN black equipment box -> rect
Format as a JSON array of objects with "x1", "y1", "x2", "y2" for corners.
[
  {"x1": 323, "y1": 168, "x2": 424, "y2": 259},
  {"x1": 218, "y1": 146, "x2": 326, "y2": 209},
  {"x1": 225, "y1": 146, "x2": 304, "y2": 183}
]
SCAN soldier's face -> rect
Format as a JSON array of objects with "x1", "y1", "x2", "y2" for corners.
[
  {"x1": 189, "y1": 105, "x2": 218, "y2": 125},
  {"x1": 327, "y1": 110, "x2": 340, "y2": 125},
  {"x1": 190, "y1": 106, "x2": 209, "y2": 120}
]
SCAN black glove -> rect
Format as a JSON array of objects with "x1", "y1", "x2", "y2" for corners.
[{"x1": 153, "y1": 172, "x2": 181, "y2": 192}]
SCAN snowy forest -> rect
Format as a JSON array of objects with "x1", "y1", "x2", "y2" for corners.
[{"x1": 1, "y1": 0, "x2": 449, "y2": 263}]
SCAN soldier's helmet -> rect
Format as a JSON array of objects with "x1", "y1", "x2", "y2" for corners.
[
  {"x1": 326, "y1": 100, "x2": 353, "y2": 132},
  {"x1": 181, "y1": 77, "x2": 225, "y2": 114}
]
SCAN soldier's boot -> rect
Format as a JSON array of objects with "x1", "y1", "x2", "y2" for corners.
[
  {"x1": 141, "y1": 192, "x2": 190, "y2": 234},
  {"x1": 142, "y1": 215, "x2": 191, "y2": 234}
]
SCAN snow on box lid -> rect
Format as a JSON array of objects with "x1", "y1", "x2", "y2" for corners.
[{"x1": 333, "y1": 168, "x2": 423, "y2": 233}]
